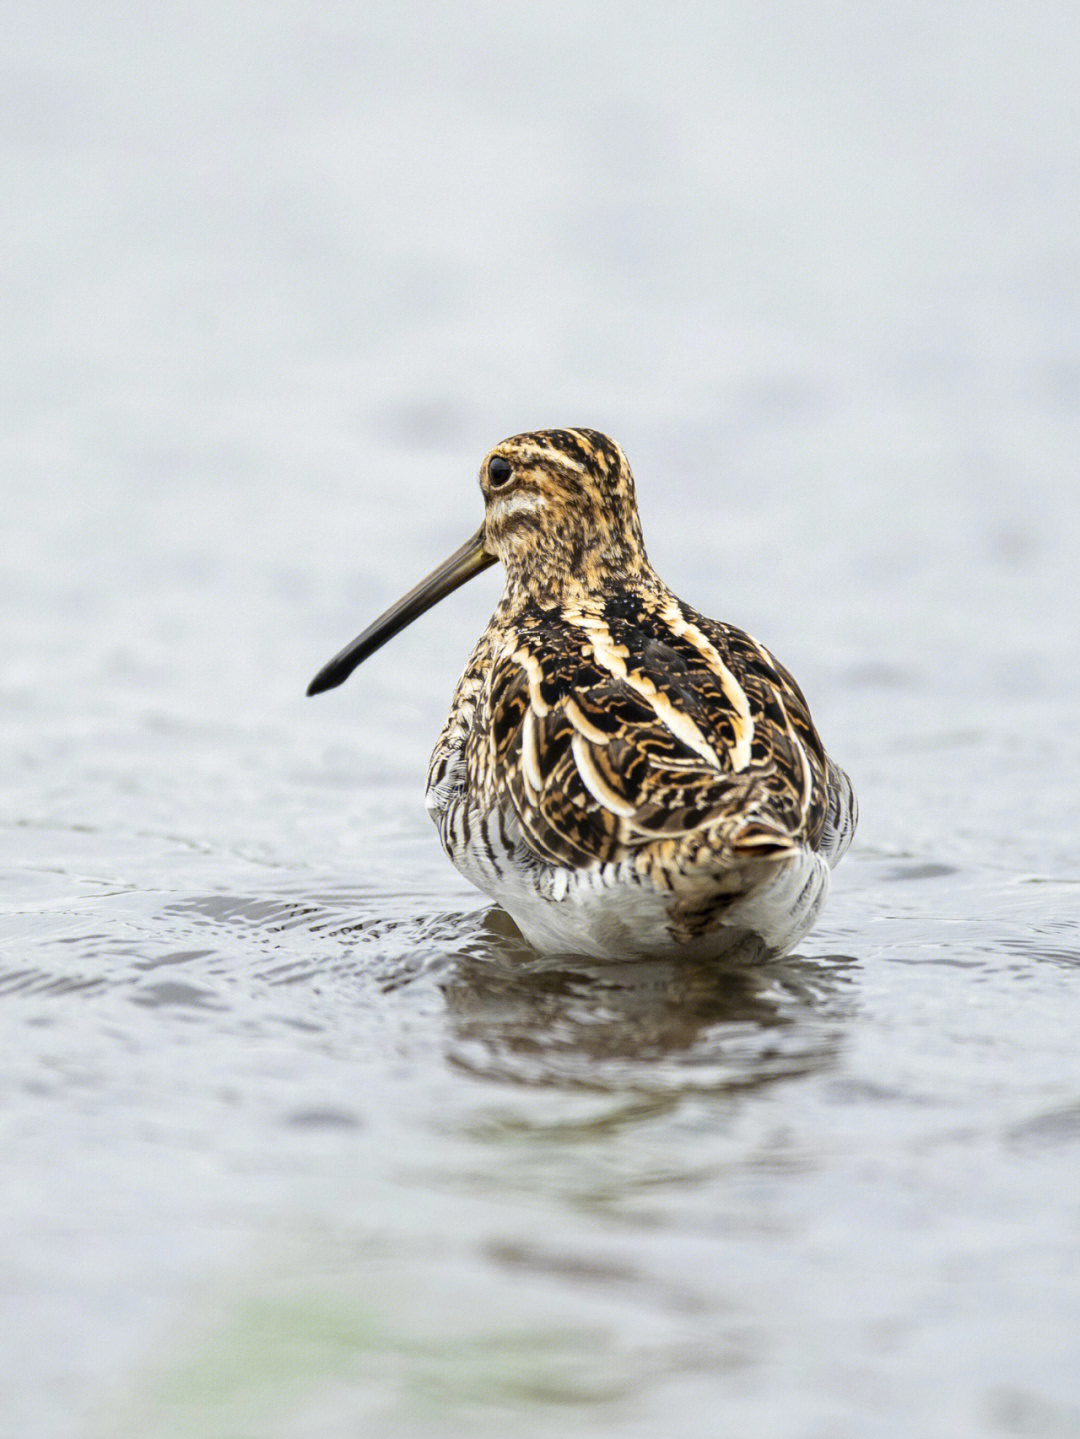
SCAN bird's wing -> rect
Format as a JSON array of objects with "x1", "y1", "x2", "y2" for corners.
[{"x1": 481, "y1": 610, "x2": 831, "y2": 870}]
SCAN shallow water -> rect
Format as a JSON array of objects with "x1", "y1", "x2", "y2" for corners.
[{"x1": 4, "y1": 3, "x2": 1080, "y2": 1436}]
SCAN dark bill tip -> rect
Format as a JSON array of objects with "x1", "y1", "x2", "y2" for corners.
[
  {"x1": 306, "y1": 525, "x2": 495, "y2": 696},
  {"x1": 306, "y1": 657, "x2": 356, "y2": 697}
]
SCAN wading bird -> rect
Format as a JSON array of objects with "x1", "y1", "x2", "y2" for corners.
[{"x1": 309, "y1": 429, "x2": 855, "y2": 960}]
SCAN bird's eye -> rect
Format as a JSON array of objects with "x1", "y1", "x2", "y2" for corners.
[{"x1": 488, "y1": 456, "x2": 513, "y2": 487}]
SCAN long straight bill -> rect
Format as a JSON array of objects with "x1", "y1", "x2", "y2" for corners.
[{"x1": 307, "y1": 526, "x2": 496, "y2": 695}]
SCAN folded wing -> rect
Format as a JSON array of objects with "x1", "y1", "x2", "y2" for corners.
[{"x1": 482, "y1": 616, "x2": 832, "y2": 871}]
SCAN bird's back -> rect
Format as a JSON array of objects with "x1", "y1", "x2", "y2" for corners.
[{"x1": 426, "y1": 583, "x2": 854, "y2": 959}]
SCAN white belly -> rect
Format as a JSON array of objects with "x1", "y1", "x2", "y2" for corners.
[
  {"x1": 435, "y1": 796, "x2": 831, "y2": 962},
  {"x1": 503, "y1": 853, "x2": 828, "y2": 961}
]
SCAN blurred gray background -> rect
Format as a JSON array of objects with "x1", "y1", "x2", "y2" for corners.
[{"x1": 3, "y1": 3, "x2": 1080, "y2": 1436}]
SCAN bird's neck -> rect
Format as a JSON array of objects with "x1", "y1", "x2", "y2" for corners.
[{"x1": 498, "y1": 541, "x2": 659, "y2": 614}]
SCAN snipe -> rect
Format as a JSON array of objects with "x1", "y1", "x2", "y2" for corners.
[{"x1": 308, "y1": 429, "x2": 856, "y2": 960}]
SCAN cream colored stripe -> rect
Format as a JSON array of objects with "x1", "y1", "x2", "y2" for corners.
[
  {"x1": 655, "y1": 596, "x2": 754, "y2": 770},
  {"x1": 563, "y1": 696, "x2": 611, "y2": 746},
  {"x1": 493, "y1": 492, "x2": 544, "y2": 521},
  {"x1": 511, "y1": 440, "x2": 587, "y2": 474},
  {"x1": 570, "y1": 609, "x2": 724, "y2": 770},
  {"x1": 512, "y1": 647, "x2": 552, "y2": 716},
  {"x1": 520, "y1": 707, "x2": 543, "y2": 795},
  {"x1": 571, "y1": 733, "x2": 636, "y2": 817}
]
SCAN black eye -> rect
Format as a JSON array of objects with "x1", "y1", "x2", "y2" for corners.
[{"x1": 488, "y1": 455, "x2": 513, "y2": 487}]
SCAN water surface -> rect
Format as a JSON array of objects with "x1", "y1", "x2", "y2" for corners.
[{"x1": 4, "y1": 3, "x2": 1080, "y2": 1435}]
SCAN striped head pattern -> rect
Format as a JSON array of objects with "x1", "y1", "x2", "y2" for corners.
[{"x1": 479, "y1": 429, "x2": 652, "y2": 603}]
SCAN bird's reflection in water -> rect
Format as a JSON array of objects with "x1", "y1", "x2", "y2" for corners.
[{"x1": 441, "y1": 908, "x2": 856, "y2": 1094}]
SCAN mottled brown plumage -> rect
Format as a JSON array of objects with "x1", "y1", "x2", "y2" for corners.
[{"x1": 309, "y1": 428, "x2": 856, "y2": 959}]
